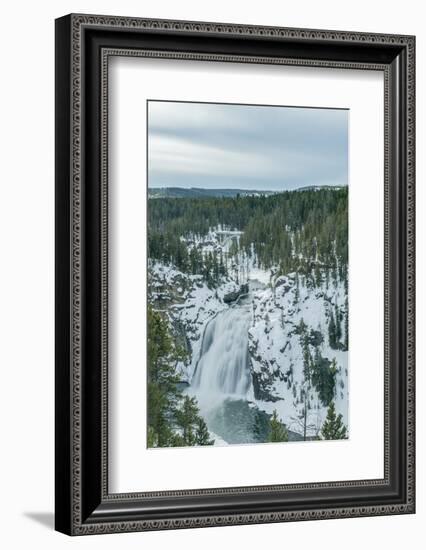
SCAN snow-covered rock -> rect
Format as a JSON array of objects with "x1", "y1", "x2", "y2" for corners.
[
  {"x1": 248, "y1": 273, "x2": 348, "y2": 437},
  {"x1": 148, "y1": 226, "x2": 348, "y2": 440}
]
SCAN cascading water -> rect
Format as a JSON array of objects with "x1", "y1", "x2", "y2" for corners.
[
  {"x1": 186, "y1": 281, "x2": 272, "y2": 445},
  {"x1": 191, "y1": 305, "x2": 252, "y2": 400}
]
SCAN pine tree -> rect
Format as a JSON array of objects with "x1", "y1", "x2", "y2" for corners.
[
  {"x1": 294, "y1": 272, "x2": 300, "y2": 304},
  {"x1": 302, "y1": 334, "x2": 311, "y2": 382},
  {"x1": 297, "y1": 317, "x2": 307, "y2": 335},
  {"x1": 147, "y1": 306, "x2": 183, "y2": 447},
  {"x1": 147, "y1": 425, "x2": 158, "y2": 448},
  {"x1": 335, "y1": 304, "x2": 342, "y2": 343},
  {"x1": 280, "y1": 310, "x2": 285, "y2": 330},
  {"x1": 301, "y1": 386, "x2": 309, "y2": 440},
  {"x1": 321, "y1": 402, "x2": 347, "y2": 440},
  {"x1": 329, "y1": 358, "x2": 338, "y2": 401},
  {"x1": 147, "y1": 381, "x2": 174, "y2": 447},
  {"x1": 219, "y1": 250, "x2": 226, "y2": 277},
  {"x1": 267, "y1": 410, "x2": 289, "y2": 442},
  {"x1": 175, "y1": 396, "x2": 199, "y2": 446},
  {"x1": 343, "y1": 297, "x2": 349, "y2": 351},
  {"x1": 328, "y1": 310, "x2": 336, "y2": 349},
  {"x1": 195, "y1": 417, "x2": 215, "y2": 446},
  {"x1": 314, "y1": 262, "x2": 321, "y2": 287}
]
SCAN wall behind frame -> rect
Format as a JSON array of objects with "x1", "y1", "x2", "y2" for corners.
[{"x1": 0, "y1": 0, "x2": 422, "y2": 549}]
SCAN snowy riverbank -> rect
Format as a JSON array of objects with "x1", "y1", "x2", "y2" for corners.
[{"x1": 148, "y1": 227, "x2": 348, "y2": 443}]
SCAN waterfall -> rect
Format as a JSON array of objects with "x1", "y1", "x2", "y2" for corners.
[{"x1": 191, "y1": 306, "x2": 252, "y2": 400}]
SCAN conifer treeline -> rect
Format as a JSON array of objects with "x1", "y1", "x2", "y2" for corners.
[
  {"x1": 147, "y1": 306, "x2": 214, "y2": 447},
  {"x1": 148, "y1": 187, "x2": 348, "y2": 278},
  {"x1": 297, "y1": 318, "x2": 340, "y2": 407}
]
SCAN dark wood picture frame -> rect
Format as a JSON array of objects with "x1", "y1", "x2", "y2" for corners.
[{"x1": 55, "y1": 13, "x2": 415, "y2": 535}]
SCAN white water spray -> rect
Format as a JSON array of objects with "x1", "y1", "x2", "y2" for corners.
[{"x1": 191, "y1": 306, "x2": 252, "y2": 402}]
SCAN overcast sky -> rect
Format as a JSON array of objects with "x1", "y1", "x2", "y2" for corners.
[{"x1": 148, "y1": 101, "x2": 348, "y2": 191}]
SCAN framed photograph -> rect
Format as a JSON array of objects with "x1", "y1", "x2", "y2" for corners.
[{"x1": 55, "y1": 14, "x2": 415, "y2": 535}]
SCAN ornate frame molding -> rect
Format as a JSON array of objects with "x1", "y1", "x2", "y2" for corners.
[{"x1": 55, "y1": 14, "x2": 415, "y2": 535}]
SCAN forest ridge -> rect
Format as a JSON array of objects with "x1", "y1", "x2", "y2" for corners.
[{"x1": 148, "y1": 186, "x2": 348, "y2": 281}]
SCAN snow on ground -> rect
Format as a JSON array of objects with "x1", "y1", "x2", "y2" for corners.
[
  {"x1": 248, "y1": 273, "x2": 348, "y2": 437},
  {"x1": 149, "y1": 226, "x2": 348, "y2": 439},
  {"x1": 248, "y1": 266, "x2": 272, "y2": 286},
  {"x1": 210, "y1": 432, "x2": 229, "y2": 446}
]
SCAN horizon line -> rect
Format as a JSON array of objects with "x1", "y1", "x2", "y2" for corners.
[{"x1": 148, "y1": 184, "x2": 349, "y2": 192}]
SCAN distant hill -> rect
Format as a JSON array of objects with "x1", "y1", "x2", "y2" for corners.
[
  {"x1": 148, "y1": 186, "x2": 347, "y2": 199},
  {"x1": 294, "y1": 185, "x2": 347, "y2": 192},
  {"x1": 148, "y1": 187, "x2": 278, "y2": 199}
]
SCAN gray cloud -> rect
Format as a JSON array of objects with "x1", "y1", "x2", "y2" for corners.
[{"x1": 148, "y1": 101, "x2": 348, "y2": 191}]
